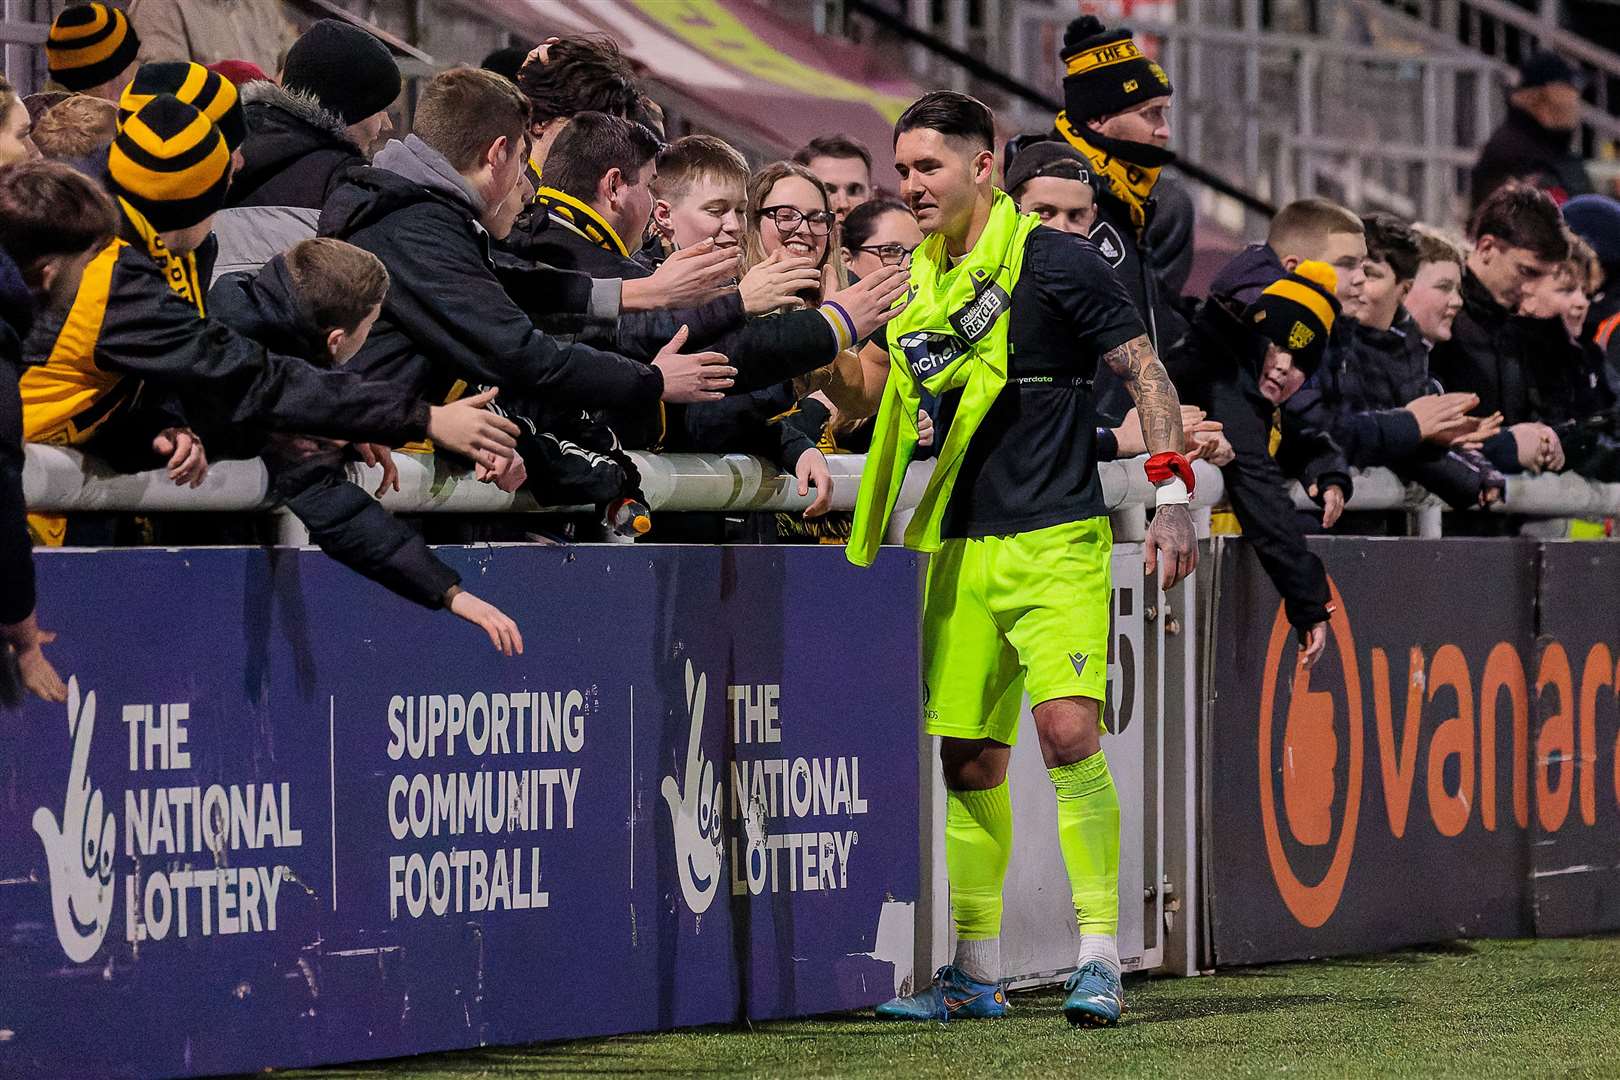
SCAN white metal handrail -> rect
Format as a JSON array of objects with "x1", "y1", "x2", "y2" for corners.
[{"x1": 20, "y1": 444, "x2": 1226, "y2": 518}]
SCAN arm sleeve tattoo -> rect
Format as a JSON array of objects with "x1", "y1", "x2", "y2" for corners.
[{"x1": 1101, "y1": 334, "x2": 1185, "y2": 454}]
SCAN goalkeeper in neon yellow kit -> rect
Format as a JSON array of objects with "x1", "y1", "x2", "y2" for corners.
[{"x1": 837, "y1": 91, "x2": 1197, "y2": 1027}]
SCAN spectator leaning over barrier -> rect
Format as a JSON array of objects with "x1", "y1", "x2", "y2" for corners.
[
  {"x1": 1516, "y1": 233, "x2": 1620, "y2": 481},
  {"x1": 0, "y1": 163, "x2": 117, "y2": 705},
  {"x1": 1406, "y1": 226, "x2": 1467, "y2": 349},
  {"x1": 1282, "y1": 213, "x2": 1505, "y2": 520},
  {"x1": 1166, "y1": 262, "x2": 1343, "y2": 662},
  {"x1": 127, "y1": 0, "x2": 295, "y2": 77},
  {"x1": 20, "y1": 95, "x2": 518, "y2": 495},
  {"x1": 212, "y1": 21, "x2": 402, "y2": 283},
  {"x1": 1432, "y1": 181, "x2": 1573, "y2": 477},
  {"x1": 793, "y1": 134, "x2": 874, "y2": 224},
  {"x1": 1004, "y1": 143, "x2": 1230, "y2": 470},
  {"x1": 1051, "y1": 15, "x2": 1188, "y2": 421},
  {"x1": 523, "y1": 116, "x2": 904, "y2": 467},
  {"x1": 319, "y1": 67, "x2": 739, "y2": 456},
  {"x1": 207, "y1": 237, "x2": 524, "y2": 654},
  {"x1": 46, "y1": 4, "x2": 141, "y2": 103},
  {"x1": 0, "y1": 77, "x2": 39, "y2": 167},
  {"x1": 1470, "y1": 51, "x2": 1593, "y2": 212},
  {"x1": 1562, "y1": 194, "x2": 1620, "y2": 368},
  {"x1": 31, "y1": 94, "x2": 117, "y2": 161}
]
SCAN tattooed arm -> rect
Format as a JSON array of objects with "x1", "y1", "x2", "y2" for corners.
[
  {"x1": 1101, "y1": 333, "x2": 1198, "y2": 591},
  {"x1": 1101, "y1": 334, "x2": 1185, "y2": 454}
]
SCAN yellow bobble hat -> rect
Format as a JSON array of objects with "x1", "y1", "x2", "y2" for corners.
[
  {"x1": 47, "y1": 3, "x2": 140, "y2": 93},
  {"x1": 1244, "y1": 260, "x2": 1341, "y2": 375},
  {"x1": 108, "y1": 95, "x2": 231, "y2": 233},
  {"x1": 120, "y1": 62, "x2": 245, "y2": 152}
]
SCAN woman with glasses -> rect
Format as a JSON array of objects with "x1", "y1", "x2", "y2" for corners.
[
  {"x1": 744, "y1": 160, "x2": 848, "y2": 306},
  {"x1": 841, "y1": 196, "x2": 923, "y2": 281}
]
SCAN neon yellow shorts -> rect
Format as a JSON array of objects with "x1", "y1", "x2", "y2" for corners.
[{"x1": 921, "y1": 517, "x2": 1112, "y2": 746}]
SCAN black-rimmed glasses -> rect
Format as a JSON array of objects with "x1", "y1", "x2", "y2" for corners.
[
  {"x1": 856, "y1": 243, "x2": 917, "y2": 267},
  {"x1": 760, "y1": 204, "x2": 835, "y2": 236}
]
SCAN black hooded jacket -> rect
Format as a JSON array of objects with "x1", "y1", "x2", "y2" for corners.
[
  {"x1": 1165, "y1": 298, "x2": 1340, "y2": 631},
  {"x1": 0, "y1": 249, "x2": 35, "y2": 626},
  {"x1": 318, "y1": 137, "x2": 664, "y2": 413},
  {"x1": 208, "y1": 255, "x2": 461, "y2": 609},
  {"x1": 228, "y1": 83, "x2": 366, "y2": 211}
]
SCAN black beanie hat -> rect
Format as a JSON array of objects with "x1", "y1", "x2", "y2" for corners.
[
  {"x1": 120, "y1": 62, "x2": 246, "y2": 152},
  {"x1": 47, "y1": 3, "x2": 141, "y2": 93},
  {"x1": 1059, "y1": 16, "x2": 1172, "y2": 125},
  {"x1": 282, "y1": 19, "x2": 402, "y2": 125},
  {"x1": 1004, "y1": 140, "x2": 1091, "y2": 198},
  {"x1": 108, "y1": 95, "x2": 232, "y2": 233},
  {"x1": 1244, "y1": 261, "x2": 1341, "y2": 376}
]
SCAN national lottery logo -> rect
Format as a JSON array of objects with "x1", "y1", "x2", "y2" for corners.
[
  {"x1": 662, "y1": 661, "x2": 726, "y2": 915},
  {"x1": 662, "y1": 662, "x2": 869, "y2": 917},
  {"x1": 33, "y1": 677, "x2": 117, "y2": 963}
]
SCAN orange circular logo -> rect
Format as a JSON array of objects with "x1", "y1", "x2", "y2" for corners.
[{"x1": 1257, "y1": 579, "x2": 1365, "y2": 928}]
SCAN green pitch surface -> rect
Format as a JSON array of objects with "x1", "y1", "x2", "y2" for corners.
[{"x1": 290, "y1": 937, "x2": 1620, "y2": 1079}]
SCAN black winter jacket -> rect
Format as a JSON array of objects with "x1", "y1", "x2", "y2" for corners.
[
  {"x1": 1518, "y1": 312, "x2": 1620, "y2": 481},
  {"x1": 0, "y1": 249, "x2": 34, "y2": 626},
  {"x1": 1165, "y1": 298, "x2": 1339, "y2": 631},
  {"x1": 1284, "y1": 314, "x2": 1503, "y2": 508},
  {"x1": 318, "y1": 137, "x2": 664, "y2": 413},
  {"x1": 1469, "y1": 105, "x2": 1594, "y2": 211},
  {"x1": 1429, "y1": 270, "x2": 1531, "y2": 424},
  {"x1": 228, "y1": 83, "x2": 366, "y2": 211},
  {"x1": 209, "y1": 254, "x2": 463, "y2": 609}
]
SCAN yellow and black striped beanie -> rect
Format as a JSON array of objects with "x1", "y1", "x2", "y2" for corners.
[
  {"x1": 1245, "y1": 260, "x2": 1341, "y2": 376},
  {"x1": 47, "y1": 3, "x2": 140, "y2": 93},
  {"x1": 108, "y1": 95, "x2": 231, "y2": 232},
  {"x1": 1059, "y1": 16, "x2": 1172, "y2": 124},
  {"x1": 119, "y1": 62, "x2": 245, "y2": 152}
]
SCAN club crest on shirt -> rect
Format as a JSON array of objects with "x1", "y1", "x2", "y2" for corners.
[
  {"x1": 897, "y1": 331, "x2": 966, "y2": 382},
  {"x1": 1090, "y1": 221, "x2": 1126, "y2": 267}
]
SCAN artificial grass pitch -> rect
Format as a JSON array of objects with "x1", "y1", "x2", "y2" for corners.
[{"x1": 288, "y1": 936, "x2": 1620, "y2": 1079}]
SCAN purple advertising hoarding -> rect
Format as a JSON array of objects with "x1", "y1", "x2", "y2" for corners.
[{"x1": 0, "y1": 543, "x2": 922, "y2": 1077}]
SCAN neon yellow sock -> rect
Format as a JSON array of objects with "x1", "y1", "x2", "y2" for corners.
[
  {"x1": 945, "y1": 781, "x2": 1014, "y2": 940},
  {"x1": 1050, "y1": 751, "x2": 1120, "y2": 935}
]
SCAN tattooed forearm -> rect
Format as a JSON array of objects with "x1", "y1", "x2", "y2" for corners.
[{"x1": 1101, "y1": 334, "x2": 1184, "y2": 453}]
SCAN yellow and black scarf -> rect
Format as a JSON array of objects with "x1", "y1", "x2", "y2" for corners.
[
  {"x1": 1053, "y1": 117, "x2": 1160, "y2": 236},
  {"x1": 538, "y1": 186, "x2": 629, "y2": 257},
  {"x1": 119, "y1": 197, "x2": 205, "y2": 316}
]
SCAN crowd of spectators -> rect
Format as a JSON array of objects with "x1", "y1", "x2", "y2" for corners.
[{"x1": 2, "y1": 4, "x2": 1619, "y2": 692}]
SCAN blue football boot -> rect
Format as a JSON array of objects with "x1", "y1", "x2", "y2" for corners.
[
  {"x1": 874, "y1": 965, "x2": 1008, "y2": 1022},
  {"x1": 1062, "y1": 960, "x2": 1124, "y2": 1027}
]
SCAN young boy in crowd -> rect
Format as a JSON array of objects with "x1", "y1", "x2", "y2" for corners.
[
  {"x1": 1166, "y1": 262, "x2": 1348, "y2": 667},
  {"x1": 21, "y1": 95, "x2": 518, "y2": 498},
  {"x1": 1518, "y1": 233, "x2": 1620, "y2": 481},
  {"x1": 1282, "y1": 212, "x2": 1503, "y2": 521},
  {"x1": 208, "y1": 238, "x2": 522, "y2": 653},
  {"x1": 30, "y1": 94, "x2": 117, "y2": 160}
]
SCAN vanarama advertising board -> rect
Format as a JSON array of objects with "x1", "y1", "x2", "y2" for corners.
[
  {"x1": 1209, "y1": 537, "x2": 1620, "y2": 964},
  {"x1": 0, "y1": 544, "x2": 921, "y2": 1078}
]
